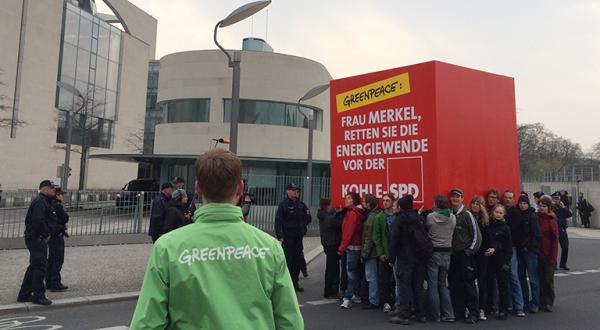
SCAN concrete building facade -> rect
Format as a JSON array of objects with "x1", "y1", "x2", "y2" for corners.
[{"x1": 0, "y1": 0, "x2": 156, "y2": 190}]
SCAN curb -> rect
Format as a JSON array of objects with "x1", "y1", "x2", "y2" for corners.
[
  {"x1": 0, "y1": 245, "x2": 325, "y2": 316},
  {"x1": 0, "y1": 291, "x2": 139, "y2": 316}
]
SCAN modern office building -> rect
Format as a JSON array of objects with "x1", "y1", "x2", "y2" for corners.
[
  {"x1": 0, "y1": 0, "x2": 156, "y2": 190},
  {"x1": 99, "y1": 38, "x2": 333, "y2": 199}
]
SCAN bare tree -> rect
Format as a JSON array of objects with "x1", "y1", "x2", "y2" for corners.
[
  {"x1": 58, "y1": 86, "x2": 107, "y2": 190},
  {"x1": 126, "y1": 126, "x2": 145, "y2": 153},
  {"x1": 0, "y1": 75, "x2": 26, "y2": 129}
]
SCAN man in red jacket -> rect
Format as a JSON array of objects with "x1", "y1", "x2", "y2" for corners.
[{"x1": 338, "y1": 192, "x2": 364, "y2": 309}]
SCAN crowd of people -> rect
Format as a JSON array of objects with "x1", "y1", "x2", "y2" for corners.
[{"x1": 316, "y1": 188, "x2": 576, "y2": 325}]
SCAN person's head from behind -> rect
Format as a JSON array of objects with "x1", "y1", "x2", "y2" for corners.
[
  {"x1": 434, "y1": 195, "x2": 449, "y2": 210},
  {"x1": 195, "y1": 149, "x2": 243, "y2": 204},
  {"x1": 486, "y1": 188, "x2": 500, "y2": 208},
  {"x1": 533, "y1": 191, "x2": 543, "y2": 203},
  {"x1": 320, "y1": 198, "x2": 331, "y2": 212},
  {"x1": 492, "y1": 204, "x2": 506, "y2": 221},
  {"x1": 345, "y1": 192, "x2": 360, "y2": 208}
]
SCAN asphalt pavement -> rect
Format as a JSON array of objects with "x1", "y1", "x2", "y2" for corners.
[{"x1": 2, "y1": 235, "x2": 600, "y2": 329}]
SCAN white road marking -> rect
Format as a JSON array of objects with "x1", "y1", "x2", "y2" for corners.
[
  {"x1": 585, "y1": 269, "x2": 600, "y2": 273},
  {"x1": 306, "y1": 299, "x2": 339, "y2": 306},
  {"x1": 569, "y1": 271, "x2": 587, "y2": 275},
  {"x1": 554, "y1": 273, "x2": 570, "y2": 277}
]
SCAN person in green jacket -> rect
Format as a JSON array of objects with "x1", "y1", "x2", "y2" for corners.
[
  {"x1": 130, "y1": 149, "x2": 303, "y2": 330},
  {"x1": 361, "y1": 194, "x2": 382, "y2": 309},
  {"x1": 372, "y1": 193, "x2": 395, "y2": 313}
]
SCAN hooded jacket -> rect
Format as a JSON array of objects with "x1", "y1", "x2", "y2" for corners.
[
  {"x1": 372, "y1": 210, "x2": 390, "y2": 258},
  {"x1": 452, "y1": 204, "x2": 482, "y2": 254},
  {"x1": 338, "y1": 205, "x2": 364, "y2": 254},
  {"x1": 130, "y1": 203, "x2": 303, "y2": 330},
  {"x1": 318, "y1": 208, "x2": 341, "y2": 247},
  {"x1": 388, "y1": 209, "x2": 425, "y2": 264},
  {"x1": 538, "y1": 212, "x2": 559, "y2": 263},
  {"x1": 425, "y1": 209, "x2": 456, "y2": 249}
]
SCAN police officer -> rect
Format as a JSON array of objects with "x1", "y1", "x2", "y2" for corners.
[
  {"x1": 275, "y1": 183, "x2": 311, "y2": 292},
  {"x1": 148, "y1": 182, "x2": 173, "y2": 243},
  {"x1": 17, "y1": 180, "x2": 56, "y2": 305},
  {"x1": 47, "y1": 187, "x2": 69, "y2": 292}
]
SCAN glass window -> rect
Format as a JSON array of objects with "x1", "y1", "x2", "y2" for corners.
[
  {"x1": 97, "y1": 27, "x2": 110, "y2": 58},
  {"x1": 109, "y1": 29, "x2": 121, "y2": 61},
  {"x1": 57, "y1": 83, "x2": 74, "y2": 111},
  {"x1": 161, "y1": 99, "x2": 210, "y2": 123},
  {"x1": 223, "y1": 99, "x2": 323, "y2": 130},
  {"x1": 60, "y1": 43, "x2": 78, "y2": 79},
  {"x1": 76, "y1": 49, "x2": 90, "y2": 83},
  {"x1": 78, "y1": 17, "x2": 92, "y2": 51},
  {"x1": 95, "y1": 57, "x2": 108, "y2": 89},
  {"x1": 92, "y1": 86, "x2": 106, "y2": 117},
  {"x1": 91, "y1": 38, "x2": 98, "y2": 53},
  {"x1": 105, "y1": 90, "x2": 117, "y2": 120},
  {"x1": 64, "y1": 9, "x2": 79, "y2": 45},
  {"x1": 92, "y1": 21, "x2": 99, "y2": 38},
  {"x1": 106, "y1": 61, "x2": 119, "y2": 92}
]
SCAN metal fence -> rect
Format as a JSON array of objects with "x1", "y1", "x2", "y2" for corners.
[{"x1": 0, "y1": 175, "x2": 330, "y2": 239}]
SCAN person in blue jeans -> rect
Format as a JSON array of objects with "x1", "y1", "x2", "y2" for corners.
[
  {"x1": 338, "y1": 192, "x2": 365, "y2": 309},
  {"x1": 503, "y1": 190, "x2": 526, "y2": 316},
  {"x1": 425, "y1": 195, "x2": 456, "y2": 322},
  {"x1": 515, "y1": 195, "x2": 542, "y2": 313},
  {"x1": 360, "y1": 194, "x2": 382, "y2": 309}
]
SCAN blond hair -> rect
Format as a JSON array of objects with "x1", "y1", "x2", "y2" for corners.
[{"x1": 469, "y1": 195, "x2": 489, "y2": 226}]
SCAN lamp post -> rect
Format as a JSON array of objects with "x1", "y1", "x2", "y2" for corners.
[
  {"x1": 213, "y1": 1, "x2": 271, "y2": 154},
  {"x1": 56, "y1": 81, "x2": 83, "y2": 190},
  {"x1": 298, "y1": 84, "x2": 329, "y2": 206}
]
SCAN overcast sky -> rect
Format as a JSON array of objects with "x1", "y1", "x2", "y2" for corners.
[{"x1": 100, "y1": 0, "x2": 600, "y2": 150}]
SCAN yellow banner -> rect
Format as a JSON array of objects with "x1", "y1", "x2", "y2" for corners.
[{"x1": 336, "y1": 73, "x2": 411, "y2": 113}]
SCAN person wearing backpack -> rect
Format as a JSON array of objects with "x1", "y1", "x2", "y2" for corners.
[
  {"x1": 448, "y1": 188, "x2": 482, "y2": 324},
  {"x1": 388, "y1": 195, "x2": 428, "y2": 325},
  {"x1": 425, "y1": 195, "x2": 457, "y2": 322}
]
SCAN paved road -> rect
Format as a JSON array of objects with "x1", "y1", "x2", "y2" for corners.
[{"x1": 3, "y1": 237, "x2": 600, "y2": 329}]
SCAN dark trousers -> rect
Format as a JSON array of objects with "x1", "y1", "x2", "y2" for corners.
[
  {"x1": 581, "y1": 216, "x2": 591, "y2": 228},
  {"x1": 558, "y1": 228, "x2": 569, "y2": 268},
  {"x1": 379, "y1": 260, "x2": 395, "y2": 305},
  {"x1": 282, "y1": 236, "x2": 303, "y2": 287},
  {"x1": 449, "y1": 251, "x2": 479, "y2": 318},
  {"x1": 300, "y1": 253, "x2": 308, "y2": 274},
  {"x1": 47, "y1": 235, "x2": 65, "y2": 288},
  {"x1": 488, "y1": 255, "x2": 510, "y2": 313},
  {"x1": 539, "y1": 259, "x2": 556, "y2": 308},
  {"x1": 18, "y1": 237, "x2": 48, "y2": 299},
  {"x1": 340, "y1": 252, "x2": 348, "y2": 292},
  {"x1": 476, "y1": 253, "x2": 490, "y2": 312},
  {"x1": 323, "y1": 245, "x2": 340, "y2": 297},
  {"x1": 397, "y1": 262, "x2": 426, "y2": 319}
]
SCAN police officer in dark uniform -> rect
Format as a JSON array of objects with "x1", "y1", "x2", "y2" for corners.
[
  {"x1": 149, "y1": 182, "x2": 173, "y2": 243},
  {"x1": 275, "y1": 183, "x2": 311, "y2": 292},
  {"x1": 47, "y1": 187, "x2": 69, "y2": 292},
  {"x1": 17, "y1": 180, "x2": 56, "y2": 305}
]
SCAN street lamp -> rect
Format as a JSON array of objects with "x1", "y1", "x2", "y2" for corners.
[
  {"x1": 298, "y1": 84, "x2": 330, "y2": 207},
  {"x1": 56, "y1": 81, "x2": 83, "y2": 190},
  {"x1": 213, "y1": 0, "x2": 271, "y2": 154}
]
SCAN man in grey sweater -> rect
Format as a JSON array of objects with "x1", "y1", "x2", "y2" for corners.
[{"x1": 426, "y1": 195, "x2": 457, "y2": 322}]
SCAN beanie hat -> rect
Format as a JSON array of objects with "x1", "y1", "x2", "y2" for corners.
[
  {"x1": 518, "y1": 195, "x2": 530, "y2": 205},
  {"x1": 172, "y1": 189, "x2": 187, "y2": 202},
  {"x1": 398, "y1": 195, "x2": 414, "y2": 210}
]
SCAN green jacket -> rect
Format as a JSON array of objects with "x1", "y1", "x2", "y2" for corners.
[
  {"x1": 372, "y1": 210, "x2": 390, "y2": 258},
  {"x1": 130, "y1": 203, "x2": 303, "y2": 330},
  {"x1": 362, "y1": 208, "x2": 381, "y2": 259}
]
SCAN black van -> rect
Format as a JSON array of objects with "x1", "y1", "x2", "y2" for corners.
[{"x1": 116, "y1": 178, "x2": 159, "y2": 209}]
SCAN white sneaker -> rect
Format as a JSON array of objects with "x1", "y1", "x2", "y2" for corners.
[
  {"x1": 479, "y1": 310, "x2": 487, "y2": 321},
  {"x1": 383, "y1": 303, "x2": 392, "y2": 313},
  {"x1": 340, "y1": 299, "x2": 352, "y2": 309},
  {"x1": 350, "y1": 295, "x2": 362, "y2": 304}
]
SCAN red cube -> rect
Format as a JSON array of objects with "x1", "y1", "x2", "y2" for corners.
[{"x1": 329, "y1": 61, "x2": 520, "y2": 208}]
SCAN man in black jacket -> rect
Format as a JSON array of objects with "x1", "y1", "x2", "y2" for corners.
[
  {"x1": 449, "y1": 188, "x2": 482, "y2": 324},
  {"x1": 17, "y1": 180, "x2": 56, "y2": 305},
  {"x1": 552, "y1": 193, "x2": 572, "y2": 270},
  {"x1": 503, "y1": 190, "x2": 525, "y2": 316},
  {"x1": 148, "y1": 182, "x2": 173, "y2": 243},
  {"x1": 318, "y1": 198, "x2": 341, "y2": 298},
  {"x1": 275, "y1": 183, "x2": 311, "y2": 292},
  {"x1": 388, "y1": 195, "x2": 427, "y2": 325},
  {"x1": 47, "y1": 187, "x2": 69, "y2": 292}
]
